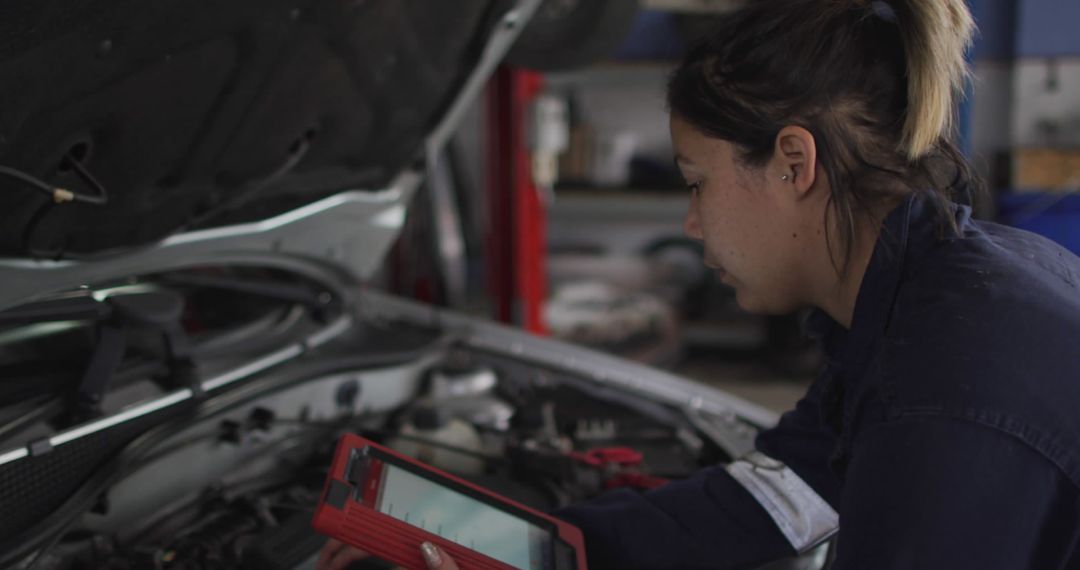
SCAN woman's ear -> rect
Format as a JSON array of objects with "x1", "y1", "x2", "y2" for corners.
[{"x1": 773, "y1": 125, "x2": 817, "y2": 197}]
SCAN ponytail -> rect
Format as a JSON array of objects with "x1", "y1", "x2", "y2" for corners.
[
  {"x1": 667, "y1": 0, "x2": 980, "y2": 272},
  {"x1": 892, "y1": 0, "x2": 976, "y2": 161}
]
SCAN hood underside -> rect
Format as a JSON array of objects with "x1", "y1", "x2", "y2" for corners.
[{"x1": 0, "y1": 0, "x2": 507, "y2": 258}]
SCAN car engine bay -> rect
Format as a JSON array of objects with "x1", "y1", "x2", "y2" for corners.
[
  {"x1": 52, "y1": 367, "x2": 714, "y2": 570},
  {"x1": 0, "y1": 265, "x2": 765, "y2": 570}
]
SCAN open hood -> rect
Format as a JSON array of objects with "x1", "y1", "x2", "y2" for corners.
[
  {"x1": 0, "y1": 7, "x2": 806, "y2": 567},
  {"x1": 0, "y1": 0, "x2": 540, "y2": 309}
]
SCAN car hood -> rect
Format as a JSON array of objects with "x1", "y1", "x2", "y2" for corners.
[{"x1": 0, "y1": 0, "x2": 540, "y2": 310}]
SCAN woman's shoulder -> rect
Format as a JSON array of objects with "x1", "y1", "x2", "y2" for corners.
[
  {"x1": 872, "y1": 221, "x2": 1080, "y2": 479},
  {"x1": 885, "y1": 215, "x2": 1080, "y2": 371},
  {"x1": 892, "y1": 217, "x2": 1080, "y2": 350},
  {"x1": 909, "y1": 216, "x2": 1078, "y2": 302}
]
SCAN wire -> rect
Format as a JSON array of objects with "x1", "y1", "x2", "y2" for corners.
[
  {"x1": 62, "y1": 155, "x2": 109, "y2": 205},
  {"x1": 15, "y1": 132, "x2": 306, "y2": 259},
  {"x1": 7, "y1": 155, "x2": 107, "y2": 258},
  {"x1": 179, "y1": 137, "x2": 310, "y2": 232},
  {"x1": 0, "y1": 166, "x2": 59, "y2": 201},
  {"x1": 0, "y1": 155, "x2": 108, "y2": 206}
]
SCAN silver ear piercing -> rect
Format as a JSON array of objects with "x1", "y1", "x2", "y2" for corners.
[{"x1": 781, "y1": 174, "x2": 790, "y2": 181}]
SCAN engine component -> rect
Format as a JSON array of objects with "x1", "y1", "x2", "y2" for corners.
[
  {"x1": 428, "y1": 367, "x2": 498, "y2": 398},
  {"x1": 565, "y1": 446, "x2": 670, "y2": 490},
  {"x1": 387, "y1": 406, "x2": 486, "y2": 475},
  {"x1": 428, "y1": 367, "x2": 515, "y2": 431},
  {"x1": 574, "y1": 418, "x2": 617, "y2": 442}
]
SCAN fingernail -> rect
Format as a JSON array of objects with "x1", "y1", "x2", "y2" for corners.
[{"x1": 420, "y1": 541, "x2": 442, "y2": 568}]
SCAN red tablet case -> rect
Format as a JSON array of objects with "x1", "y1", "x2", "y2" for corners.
[{"x1": 312, "y1": 433, "x2": 588, "y2": 570}]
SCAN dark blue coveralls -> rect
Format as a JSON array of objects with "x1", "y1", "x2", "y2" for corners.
[{"x1": 556, "y1": 195, "x2": 1080, "y2": 569}]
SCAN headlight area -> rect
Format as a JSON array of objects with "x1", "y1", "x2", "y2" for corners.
[{"x1": 5, "y1": 340, "x2": 732, "y2": 570}]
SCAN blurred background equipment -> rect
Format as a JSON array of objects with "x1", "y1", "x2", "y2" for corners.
[{"x1": 383, "y1": 0, "x2": 1080, "y2": 414}]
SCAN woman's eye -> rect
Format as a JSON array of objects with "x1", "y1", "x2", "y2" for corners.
[{"x1": 686, "y1": 181, "x2": 702, "y2": 195}]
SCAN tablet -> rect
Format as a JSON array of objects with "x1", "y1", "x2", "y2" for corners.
[{"x1": 312, "y1": 434, "x2": 587, "y2": 570}]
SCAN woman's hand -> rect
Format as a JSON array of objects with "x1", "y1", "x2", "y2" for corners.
[{"x1": 316, "y1": 538, "x2": 459, "y2": 570}]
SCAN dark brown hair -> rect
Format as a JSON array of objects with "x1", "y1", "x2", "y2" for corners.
[{"x1": 667, "y1": 0, "x2": 979, "y2": 272}]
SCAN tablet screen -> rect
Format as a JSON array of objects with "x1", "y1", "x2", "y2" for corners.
[{"x1": 375, "y1": 462, "x2": 553, "y2": 570}]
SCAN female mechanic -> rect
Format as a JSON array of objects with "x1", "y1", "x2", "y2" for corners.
[{"x1": 319, "y1": 0, "x2": 1080, "y2": 568}]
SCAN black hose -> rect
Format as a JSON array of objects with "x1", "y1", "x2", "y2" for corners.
[
  {"x1": 0, "y1": 166, "x2": 57, "y2": 200},
  {"x1": 0, "y1": 158, "x2": 108, "y2": 206}
]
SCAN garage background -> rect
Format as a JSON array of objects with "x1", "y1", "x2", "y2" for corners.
[{"x1": 384, "y1": 0, "x2": 1080, "y2": 414}]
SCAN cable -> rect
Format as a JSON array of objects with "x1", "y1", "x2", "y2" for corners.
[
  {"x1": 62, "y1": 155, "x2": 109, "y2": 205},
  {"x1": 4, "y1": 156, "x2": 111, "y2": 257},
  {"x1": 0, "y1": 155, "x2": 109, "y2": 206},
  {"x1": 15, "y1": 132, "x2": 307, "y2": 259},
  {"x1": 179, "y1": 137, "x2": 310, "y2": 232},
  {"x1": 0, "y1": 166, "x2": 60, "y2": 201}
]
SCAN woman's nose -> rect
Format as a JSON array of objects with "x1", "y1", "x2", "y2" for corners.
[{"x1": 683, "y1": 199, "x2": 703, "y2": 240}]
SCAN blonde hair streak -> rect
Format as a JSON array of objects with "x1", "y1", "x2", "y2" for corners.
[{"x1": 895, "y1": 0, "x2": 976, "y2": 160}]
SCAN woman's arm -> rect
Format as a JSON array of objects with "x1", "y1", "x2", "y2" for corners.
[{"x1": 555, "y1": 375, "x2": 842, "y2": 569}]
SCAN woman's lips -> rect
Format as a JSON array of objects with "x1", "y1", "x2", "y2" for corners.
[{"x1": 705, "y1": 262, "x2": 728, "y2": 280}]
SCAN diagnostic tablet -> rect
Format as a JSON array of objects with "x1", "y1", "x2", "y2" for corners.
[{"x1": 313, "y1": 434, "x2": 587, "y2": 570}]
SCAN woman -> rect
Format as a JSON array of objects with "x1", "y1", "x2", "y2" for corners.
[{"x1": 320, "y1": 0, "x2": 1080, "y2": 568}]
